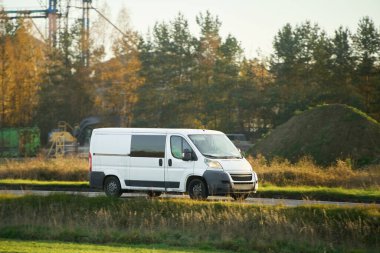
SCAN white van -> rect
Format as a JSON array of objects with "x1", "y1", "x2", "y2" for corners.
[{"x1": 89, "y1": 128, "x2": 258, "y2": 200}]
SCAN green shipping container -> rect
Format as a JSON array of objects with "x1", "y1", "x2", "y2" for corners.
[{"x1": 0, "y1": 127, "x2": 40, "y2": 157}]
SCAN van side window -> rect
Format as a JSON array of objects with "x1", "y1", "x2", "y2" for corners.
[
  {"x1": 130, "y1": 135, "x2": 166, "y2": 158},
  {"x1": 170, "y1": 136, "x2": 192, "y2": 159}
]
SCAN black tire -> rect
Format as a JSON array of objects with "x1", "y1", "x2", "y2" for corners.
[
  {"x1": 231, "y1": 193, "x2": 249, "y2": 201},
  {"x1": 147, "y1": 191, "x2": 162, "y2": 198},
  {"x1": 188, "y1": 178, "x2": 208, "y2": 200},
  {"x1": 104, "y1": 176, "x2": 122, "y2": 197}
]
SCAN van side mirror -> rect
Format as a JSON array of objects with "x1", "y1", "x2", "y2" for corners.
[{"x1": 182, "y1": 149, "x2": 192, "y2": 161}]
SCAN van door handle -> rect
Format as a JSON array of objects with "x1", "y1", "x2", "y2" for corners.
[
  {"x1": 168, "y1": 159, "x2": 172, "y2": 166},
  {"x1": 159, "y1": 159, "x2": 163, "y2": 166}
]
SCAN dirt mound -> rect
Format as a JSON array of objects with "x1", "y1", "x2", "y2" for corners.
[{"x1": 251, "y1": 104, "x2": 380, "y2": 167}]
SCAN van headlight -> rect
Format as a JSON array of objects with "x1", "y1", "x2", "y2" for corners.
[{"x1": 204, "y1": 158, "x2": 223, "y2": 169}]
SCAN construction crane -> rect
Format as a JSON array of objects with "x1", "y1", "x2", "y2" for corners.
[
  {"x1": 2, "y1": 0, "x2": 60, "y2": 47},
  {"x1": 1, "y1": 0, "x2": 92, "y2": 65}
]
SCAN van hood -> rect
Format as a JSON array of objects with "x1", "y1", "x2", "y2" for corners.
[{"x1": 219, "y1": 158, "x2": 252, "y2": 173}]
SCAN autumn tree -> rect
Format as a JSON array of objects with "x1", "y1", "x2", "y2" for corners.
[
  {"x1": 93, "y1": 8, "x2": 144, "y2": 127},
  {"x1": 36, "y1": 19, "x2": 94, "y2": 140},
  {"x1": 0, "y1": 18, "x2": 44, "y2": 127}
]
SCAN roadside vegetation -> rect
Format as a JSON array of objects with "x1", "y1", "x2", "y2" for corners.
[
  {"x1": 0, "y1": 239, "x2": 227, "y2": 253},
  {"x1": 1, "y1": 157, "x2": 379, "y2": 189},
  {"x1": 1, "y1": 179, "x2": 378, "y2": 203},
  {"x1": 257, "y1": 185, "x2": 379, "y2": 203},
  {"x1": 1, "y1": 157, "x2": 379, "y2": 203},
  {"x1": 0, "y1": 179, "x2": 89, "y2": 191},
  {"x1": 0, "y1": 194, "x2": 379, "y2": 253},
  {"x1": 249, "y1": 156, "x2": 380, "y2": 189},
  {"x1": 0, "y1": 157, "x2": 87, "y2": 181}
]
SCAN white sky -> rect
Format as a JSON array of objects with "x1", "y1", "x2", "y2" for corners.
[{"x1": 2, "y1": 0, "x2": 380, "y2": 58}]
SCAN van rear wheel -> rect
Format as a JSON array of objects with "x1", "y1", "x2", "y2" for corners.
[
  {"x1": 188, "y1": 178, "x2": 208, "y2": 200},
  {"x1": 104, "y1": 177, "x2": 122, "y2": 197}
]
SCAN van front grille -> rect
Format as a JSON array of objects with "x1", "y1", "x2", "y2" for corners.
[{"x1": 230, "y1": 174, "x2": 252, "y2": 182}]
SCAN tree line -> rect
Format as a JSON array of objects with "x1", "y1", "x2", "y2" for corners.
[{"x1": 0, "y1": 10, "x2": 379, "y2": 142}]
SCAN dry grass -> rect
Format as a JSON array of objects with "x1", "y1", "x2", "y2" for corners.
[
  {"x1": 249, "y1": 155, "x2": 380, "y2": 189},
  {"x1": 0, "y1": 157, "x2": 88, "y2": 181},
  {"x1": 0, "y1": 194, "x2": 378, "y2": 252},
  {"x1": 1, "y1": 156, "x2": 379, "y2": 190}
]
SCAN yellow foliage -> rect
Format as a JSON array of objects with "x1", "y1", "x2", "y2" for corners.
[
  {"x1": 94, "y1": 31, "x2": 144, "y2": 126},
  {"x1": 0, "y1": 20, "x2": 44, "y2": 126}
]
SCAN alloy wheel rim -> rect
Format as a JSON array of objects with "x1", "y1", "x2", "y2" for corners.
[
  {"x1": 107, "y1": 181, "x2": 117, "y2": 194},
  {"x1": 193, "y1": 183, "x2": 202, "y2": 197}
]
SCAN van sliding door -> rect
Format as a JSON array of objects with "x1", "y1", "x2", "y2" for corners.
[{"x1": 128, "y1": 134, "x2": 166, "y2": 190}]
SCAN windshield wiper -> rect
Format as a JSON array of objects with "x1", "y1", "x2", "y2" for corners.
[
  {"x1": 203, "y1": 154, "x2": 242, "y2": 159},
  {"x1": 219, "y1": 156, "x2": 242, "y2": 159},
  {"x1": 203, "y1": 154, "x2": 220, "y2": 159}
]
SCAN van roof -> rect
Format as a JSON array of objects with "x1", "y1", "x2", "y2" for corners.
[{"x1": 92, "y1": 128, "x2": 224, "y2": 135}]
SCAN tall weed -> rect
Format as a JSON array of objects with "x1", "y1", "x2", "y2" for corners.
[
  {"x1": 0, "y1": 156, "x2": 379, "y2": 189},
  {"x1": 0, "y1": 157, "x2": 87, "y2": 181},
  {"x1": 0, "y1": 195, "x2": 378, "y2": 252},
  {"x1": 249, "y1": 155, "x2": 380, "y2": 189}
]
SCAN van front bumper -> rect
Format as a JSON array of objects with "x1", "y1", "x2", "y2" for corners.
[{"x1": 203, "y1": 170, "x2": 258, "y2": 196}]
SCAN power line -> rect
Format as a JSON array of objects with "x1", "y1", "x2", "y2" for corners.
[
  {"x1": 29, "y1": 18, "x2": 46, "y2": 41},
  {"x1": 90, "y1": 3, "x2": 127, "y2": 37},
  {"x1": 37, "y1": 0, "x2": 47, "y2": 9}
]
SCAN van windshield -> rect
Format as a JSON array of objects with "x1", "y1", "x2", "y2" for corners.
[{"x1": 188, "y1": 134, "x2": 242, "y2": 159}]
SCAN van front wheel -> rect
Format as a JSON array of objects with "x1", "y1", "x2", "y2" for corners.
[
  {"x1": 104, "y1": 177, "x2": 122, "y2": 197},
  {"x1": 188, "y1": 178, "x2": 208, "y2": 200}
]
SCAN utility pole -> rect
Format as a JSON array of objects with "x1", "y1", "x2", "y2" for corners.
[
  {"x1": 82, "y1": 0, "x2": 91, "y2": 67},
  {"x1": 48, "y1": 0, "x2": 58, "y2": 47}
]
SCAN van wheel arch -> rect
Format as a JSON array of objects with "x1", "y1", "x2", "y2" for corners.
[
  {"x1": 186, "y1": 176, "x2": 207, "y2": 192},
  {"x1": 186, "y1": 176, "x2": 208, "y2": 200}
]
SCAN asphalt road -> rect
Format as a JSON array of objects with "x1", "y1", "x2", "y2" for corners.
[{"x1": 1, "y1": 190, "x2": 378, "y2": 207}]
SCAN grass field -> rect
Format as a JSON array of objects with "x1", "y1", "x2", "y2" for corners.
[
  {"x1": 0, "y1": 179, "x2": 88, "y2": 187},
  {"x1": 1, "y1": 179, "x2": 379, "y2": 203},
  {"x1": 249, "y1": 156, "x2": 380, "y2": 189},
  {"x1": 0, "y1": 157, "x2": 88, "y2": 181},
  {"x1": 257, "y1": 184, "x2": 380, "y2": 203},
  {"x1": 1, "y1": 157, "x2": 379, "y2": 204},
  {"x1": 1, "y1": 156, "x2": 379, "y2": 189},
  {"x1": 0, "y1": 239, "x2": 227, "y2": 253},
  {"x1": 0, "y1": 194, "x2": 378, "y2": 253}
]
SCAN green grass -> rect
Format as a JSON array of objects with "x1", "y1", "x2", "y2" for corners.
[
  {"x1": 0, "y1": 239, "x2": 227, "y2": 253},
  {"x1": 0, "y1": 179, "x2": 88, "y2": 187},
  {"x1": 1, "y1": 179, "x2": 378, "y2": 203},
  {"x1": 0, "y1": 179, "x2": 89, "y2": 189},
  {"x1": 258, "y1": 184, "x2": 380, "y2": 203},
  {"x1": 0, "y1": 194, "x2": 378, "y2": 253}
]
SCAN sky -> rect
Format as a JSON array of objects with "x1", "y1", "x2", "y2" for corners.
[{"x1": 2, "y1": 0, "x2": 380, "y2": 58}]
